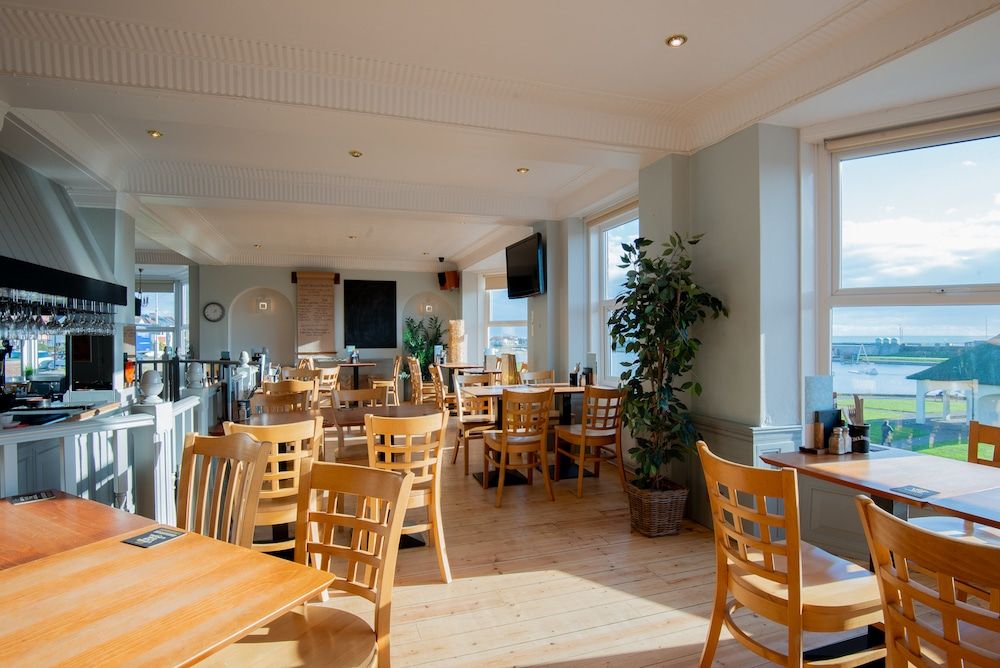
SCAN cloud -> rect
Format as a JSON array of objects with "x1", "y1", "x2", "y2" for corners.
[
  {"x1": 995, "y1": 193, "x2": 1000, "y2": 206},
  {"x1": 841, "y1": 212, "x2": 1000, "y2": 287},
  {"x1": 945, "y1": 207, "x2": 959, "y2": 215},
  {"x1": 962, "y1": 160, "x2": 978, "y2": 167},
  {"x1": 883, "y1": 205, "x2": 895, "y2": 213}
]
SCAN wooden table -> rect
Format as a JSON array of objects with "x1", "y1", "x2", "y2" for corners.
[
  {"x1": 337, "y1": 361, "x2": 377, "y2": 389},
  {"x1": 438, "y1": 362, "x2": 486, "y2": 389},
  {"x1": 462, "y1": 383, "x2": 585, "y2": 426},
  {"x1": 0, "y1": 495, "x2": 333, "y2": 666},
  {"x1": 0, "y1": 491, "x2": 155, "y2": 569},
  {"x1": 760, "y1": 448, "x2": 1000, "y2": 528}
]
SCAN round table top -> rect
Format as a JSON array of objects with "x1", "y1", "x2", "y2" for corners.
[{"x1": 242, "y1": 403, "x2": 440, "y2": 429}]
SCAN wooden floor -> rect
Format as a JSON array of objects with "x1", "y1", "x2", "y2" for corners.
[{"x1": 330, "y1": 419, "x2": 862, "y2": 667}]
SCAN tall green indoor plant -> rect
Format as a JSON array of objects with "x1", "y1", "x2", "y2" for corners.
[
  {"x1": 402, "y1": 315, "x2": 444, "y2": 380},
  {"x1": 608, "y1": 233, "x2": 727, "y2": 534}
]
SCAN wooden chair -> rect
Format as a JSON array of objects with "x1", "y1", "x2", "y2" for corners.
[
  {"x1": 332, "y1": 386, "x2": 388, "y2": 408},
  {"x1": 430, "y1": 364, "x2": 457, "y2": 414},
  {"x1": 482, "y1": 388, "x2": 554, "y2": 508},
  {"x1": 251, "y1": 390, "x2": 310, "y2": 414},
  {"x1": 264, "y1": 378, "x2": 319, "y2": 407},
  {"x1": 856, "y1": 496, "x2": 1000, "y2": 667},
  {"x1": 297, "y1": 357, "x2": 315, "y2": 369},
  {"x1": 175, "y1": 432, "x2": 271, "y2": 548},
  {"x1": 316, "y1": 366, "x2": 341, "y2": 406},
  {"x1": 698, "y1": 441, "x2": 885, "y2": 667},
  {"x1": 909, "y1": 422, "x2": 1000, "y2": 538},
  {"x1": 520, "y1": 369, "x2": 555, "y2": 385},
  {"x1": 553, "y1": 386, "x2": 626, "y2": 497},
  {"x1": 370, "y1": 355, "x2": 402, "y2": 406},
  {"x1": 367, "y1": 410, "x2": 452, "y2": 583},
  {"x1": 407, "y1": 356, "x2": 436, "y2": 405},
  {"x1": 208, "y1": 461, "x2": 413, "y2": 668},
  {"x1": 224, "y1": 417, "x2": 324, "y2": 553},
  {"x1": 452, "y1": 372, "x2": 496, "y2": 475}
]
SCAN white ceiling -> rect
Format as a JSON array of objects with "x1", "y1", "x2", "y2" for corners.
[{"x1": 1, "y1": 0, "x2": 999, "y2": 272}]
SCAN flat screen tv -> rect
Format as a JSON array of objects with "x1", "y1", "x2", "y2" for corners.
[{"x1": 505, "y1": 233, "x2": 545, "y2": 298}]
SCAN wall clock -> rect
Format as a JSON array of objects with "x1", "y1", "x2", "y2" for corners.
[{"x1": 202, "y1": 302, "x2": 225, "y2": 322}]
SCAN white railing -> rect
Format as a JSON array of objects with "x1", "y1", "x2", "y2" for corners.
[{"x1": 1, "y1": 395, "x2": 202, "y2": 523}]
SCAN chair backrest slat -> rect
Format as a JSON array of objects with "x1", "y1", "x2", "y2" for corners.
[
  {"x1": 500, "y1": 388, "x2": 553, "y2": 445},
  {"x1": 295, "y1": 461, "x2": 413, "y2": 645},
  {"x1": 176, "y1": 432, "x2": 271, "y2": 548},
  {"x1": 582, "y1": 386, "x2": 626, "y2": 432},
  {"x1": 333, "y1": 386, "x2": 388, "y2": 408},
  {"x1": 856, "y1": 496, "x2": 1000, "y2": 667},
  {"x1": 698, "y1": 442, "x2": 801, "y2": 592},
  {"x1": 968, "y1": 420, "x2": 1000, "y2": 467}
]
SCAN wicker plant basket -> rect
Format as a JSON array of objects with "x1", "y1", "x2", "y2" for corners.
[{"x1": 626, "y1": 481, "x2": 688, "y2": 537}]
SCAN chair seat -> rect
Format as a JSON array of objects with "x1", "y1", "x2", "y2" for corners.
[
  {"x1": 553, "y1": 424, "x2": 616, "y2": 444},
  {"x1": 732, "y1": 541, "x2": 884, "y2": 633},
  {"x1": 254, "y1": 497, "x2": 298, "y2": 524},
  {"x1": 204, "y1": 600, "x2": 377, "y2": 667},
  {"x1": 483, "y1": 431, "x2": 544, "y2": 450},
  {"x1": 909, "y1": 515, "x2": 1000, "y2": 546},
  {"x1": 459, "y1": 414, "x2": 494, "y2": 426}
]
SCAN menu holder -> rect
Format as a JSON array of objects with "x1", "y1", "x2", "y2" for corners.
[
  {"x1": 890, "y1": 485, "x2": 939, "y2": 499},
  {"x1": 123, "y1": 527, "x2": 185, "y2": 548},
  {"x1": 9, "y1": 489, "x2": 56, "y2": 505}
]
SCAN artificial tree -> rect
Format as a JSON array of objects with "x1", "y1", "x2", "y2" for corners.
[{"x1": 608, "y1": 233, "x2": 727, "y2": 533}]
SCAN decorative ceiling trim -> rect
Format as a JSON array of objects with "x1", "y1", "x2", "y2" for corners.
[
  {"x1": 686, "y1": 0, "x2": 1000, "y2": 150},
  {"x1": 225, "y1": 250, "x2": 455, "y2": 273},
  {"x1": 135, "y1": 248, "x2": 192, "y2": 265},
  {"x1": 66, "y1": 187, "x2": 116, "y2": 209},
  {"x1": 124, "y1": 160, "x2": 553, "y2": 219},
  {"x1": 0, "y1": 4, "x2": 687, "y2": 151}
]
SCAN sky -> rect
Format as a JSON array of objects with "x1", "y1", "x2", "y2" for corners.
[{"x1": 837, "y1": 133, "x2": 1000, "y2": 340}]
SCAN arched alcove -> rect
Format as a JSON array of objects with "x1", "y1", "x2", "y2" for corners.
[
  {"x1": 228, "y1": 287, "x2": 295, "y2": 366},
  {"x1": 401, "y1": 291, "x2": 456, "y2": 324}
]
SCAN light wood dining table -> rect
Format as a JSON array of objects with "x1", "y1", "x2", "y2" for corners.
[
  {"x1": 0, "y1": 493, "x2": 334, "y2": 666},
  {"x1": 759, "y1": 447, "x2": 1000, "y2": 528}
]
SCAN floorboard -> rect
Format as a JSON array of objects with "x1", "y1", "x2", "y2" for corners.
[{"x1": 328, "y1": 418, "x2": 864, "y2": 667}]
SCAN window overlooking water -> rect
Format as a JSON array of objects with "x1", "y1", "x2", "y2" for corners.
[
  {"x1": 828, "y1": 126, "x2": 1000, "y2": 461},
  {"x1": 484, "y1": 286, "x2": 527, "y2": 366},
  {"x1": 599, "y1": 216, "x2": 638, "y2": 383}
]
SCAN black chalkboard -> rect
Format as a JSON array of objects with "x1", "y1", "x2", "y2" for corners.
[{"x1": 344, "y1": 280, "x2": 396, "y2": 348}]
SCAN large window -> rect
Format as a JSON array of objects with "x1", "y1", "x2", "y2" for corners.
[
  {"x1": 135, "y1": 282, "x2": 190, "y2": 359},
  {"x1": 825, "y1": 124, "x2": 1000, "y2": 460},
  {"x1": 484, "y1": 284, "x2": 528, "y2": 366},
  {"x1": 596, "y1": 215, "x2": 639, "y2": 383}
]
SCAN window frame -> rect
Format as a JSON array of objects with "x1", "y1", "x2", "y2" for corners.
[
  {"x1": 482, "y1": 279, "x2": 528, "y2": 365},
  {"x1": 817, "y1": 121, "x2": 1000, "y2": 373},
  {"x1": 588, "y1": 209, "x2": 639, "y2": 386},
  {"x1": 135, "y1": 280, "x2": 188, "y2": 358}
]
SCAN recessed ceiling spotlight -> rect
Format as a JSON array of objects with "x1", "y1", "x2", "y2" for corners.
[
  {"x1": 515, "y1": 167, "x2": 530, "y2": 174},
  {"x1": 348, "y1": 150, "x2": 363, "y2": 158},
  {"x1": 146, "y1": 129, "x2": 164, "y2": 138},
  {"x1": 422, "y1": 252, "x2": 429, "y2": 255},
  {"x1": 665, "y1": 34, "x2": 687, "y2": 48},
  {"x1": 253, "y1": 243, "x2": 263, "y2": 249},
  {"x1": 348, "y1": 235, "x2": 358, "y2": 240}
]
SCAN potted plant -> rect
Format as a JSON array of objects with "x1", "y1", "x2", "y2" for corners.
[
  {"x1": 608, "y1": 233, "x2": 727, "y2": 536},
  {"x1": 402, "y1": 315, "x2": 445, "y2": 398}
]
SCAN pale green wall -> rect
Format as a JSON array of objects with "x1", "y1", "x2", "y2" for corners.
[{"x1": 197, "y1": 265, "x2": 460, "y2": 367}]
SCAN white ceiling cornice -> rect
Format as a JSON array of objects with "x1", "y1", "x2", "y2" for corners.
[
  {"x1": 227, "y1": 250, "x2": 456, "y2": 273},
  {"x1": 3, "y1": 2, "x2": 997, "y2": 155},
  {"x1": 0, "y1": 4, "x2": 688, "y2": 151},
  {"x1": 686, "y1": 0, "x2": 1000, "y2": 149},
  {"x1": 123, "y1": 160, "x2": 554, "y2": 220}
]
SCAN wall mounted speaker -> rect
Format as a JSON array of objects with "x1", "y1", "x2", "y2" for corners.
[{"x1": 437, "y1": 271, "x2": 459, "y2": 290}]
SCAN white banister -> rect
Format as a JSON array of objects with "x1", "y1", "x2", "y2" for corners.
[{"x1": 0, "y1": 413, "x2": 154, "y2": 507}]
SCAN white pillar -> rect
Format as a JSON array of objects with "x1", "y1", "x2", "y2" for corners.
[{"x1": 915, "y1": 380, "x2": 927, "y2": 424}]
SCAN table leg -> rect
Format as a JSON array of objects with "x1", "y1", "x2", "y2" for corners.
[{"x1": 353, "y1": 367, "x2": 360, "y2": 390}]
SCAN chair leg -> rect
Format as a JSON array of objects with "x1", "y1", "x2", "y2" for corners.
[
  {"x1": 576, "y1": 443, "x2": 586, "y2": 499},
  {"x1": 553, "y1": 436, "x2": 562, "y2": 482},
  {"x1": 699, "y1": 552, "x2": 728, "y2": 668},
  {"x1": 431, "y1": 492, "x2": 452, "y2": 584},
  {"x1": 463, "y1": 437, "x2": 469, "y2": 476},
  {"x1": 540, "y1": 445, "x2": 554, "y2": 502},
  {"x1": 452, "y1": 430, "x2": 461, "y2": 464},
  {"x1": 482, "y1": 447, "x2": 490, "y2": 490},
  {"x1": 615, "y1": 437, "x2": 627, "y2": 492},
  {"x1": 495, "y1": 451, "x2": 507, "y2": 508}
]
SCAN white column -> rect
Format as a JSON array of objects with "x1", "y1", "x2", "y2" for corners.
[
  {"x1": 131, "y1": 401, "x2": 178, "y2": 524},
  {"x1": 915, "y1": 380, "x2": 928, "y2": 424}
]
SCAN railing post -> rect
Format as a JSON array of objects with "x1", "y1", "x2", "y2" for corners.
[
  {"x1": 131, "y1": 401, "x2": 178, "y2": 525},
  {"x1": 113, "y1": 427, "x2": 132, "y2": 511}
]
